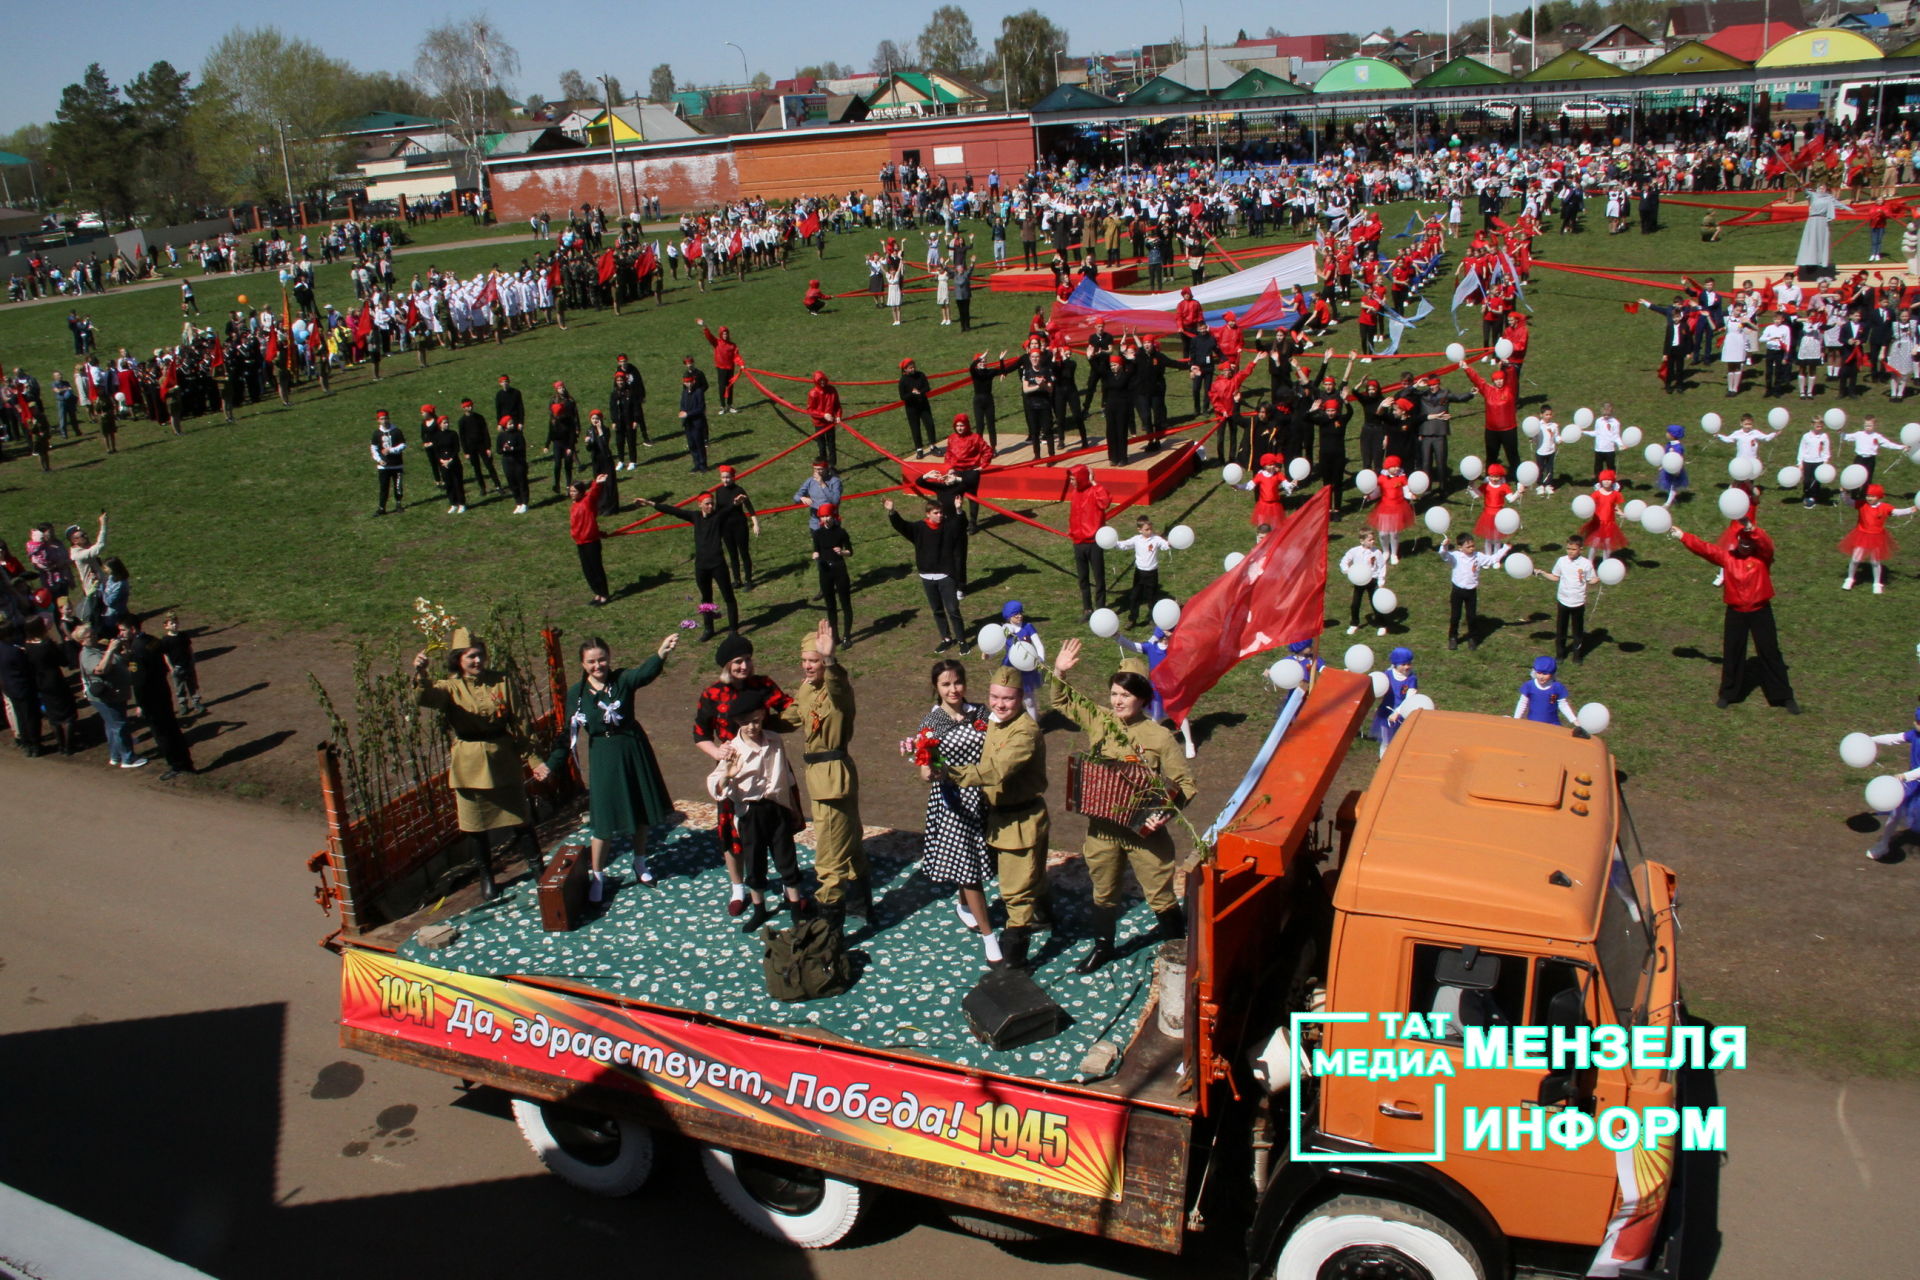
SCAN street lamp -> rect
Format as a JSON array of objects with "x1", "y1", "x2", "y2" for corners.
[{"x1": 725, "y1": 41, "x2": 748, "y2": 89}]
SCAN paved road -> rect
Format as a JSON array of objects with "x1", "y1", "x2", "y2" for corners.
[{"x1": 0, "y1": 750, "x2": 1914, "y2": 1278}]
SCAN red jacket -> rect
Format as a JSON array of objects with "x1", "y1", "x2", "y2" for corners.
[
  {"x1": 1175, "y1": 297, "x2": 1204, "y2": 333},
  {"x1": 944, "y1": 430, "x2": 993, "y2": 470},
  {"x1": 805, "y1": 382, "x2": 841, "y2": 426},
  {"x1": 1462, "y1": 366, "x2": 1517, "y2": 432},
  {"x1": 1067, "y1": 465, "x2": 1112, "y2": 542},
  {"x1": 1680, "y1": 528, "x2": 1775, "y2": 611},
  {"x1": 569, "y1": 476, "x2": 606, "y2": 545},
  {"x1": 702, "y1": 326, "x2": 740, "y2": 370}
]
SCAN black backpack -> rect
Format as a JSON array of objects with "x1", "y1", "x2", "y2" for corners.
[{"x1": 761, "y1": 918, "x2": 852, "y2": 1002}]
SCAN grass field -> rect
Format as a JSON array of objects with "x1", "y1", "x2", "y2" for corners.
[{"x1": 4, "y1": 191, "x2": 1917, "y2": 1074}]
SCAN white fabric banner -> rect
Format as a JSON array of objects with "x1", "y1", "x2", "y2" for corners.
[{"x1": 1078, "y1": 245, "x2": 1320, "y2": 312}]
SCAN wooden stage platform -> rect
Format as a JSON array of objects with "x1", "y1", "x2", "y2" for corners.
[
  {"x1": 989, "y1": 264, "x2": 1141, "y2": 292},
  {"x1": 901, "y1": 427, "x2": 1202, "y2": 508}
]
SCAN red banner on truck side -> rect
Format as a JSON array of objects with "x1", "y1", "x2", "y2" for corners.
[{"x1": 342, "y1": 950, "x2": 1129, "y2": 1200}]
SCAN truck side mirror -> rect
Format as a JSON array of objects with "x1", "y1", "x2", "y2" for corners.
[
  {"x1": 1538, "y1": 1071, "x2": 1579, "y2": 1108},
  {"x1": 1546, "y1": 986, "x2": 1588, "y2": 1031}
]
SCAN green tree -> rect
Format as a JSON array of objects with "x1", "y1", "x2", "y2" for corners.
[
  {"x1": 918, "y1": 5, "x2": 981, "y2": 73},
  {"x1": 351, "y1": 69, "x2": 435, "y2": 118},
  {"x1": 749, "y1": 70, "x2": 772, "y2": 90},
  {"x1": 993, "y1": 10, "x2": 1068, "y2": 109},
  {"x1": 50, "y1": 65, "x2": 137, "y2": 222},
  {"x1": 414, "y1": 15, "x2": 521, "y2": 199},
  {"x1": 872, "y1": 39, "x2": 913, "y2": 74},
  {"x1": 558, "y1": 69, "x2": 593, "y2": 101},
  {"x1": 649, "y1": 63, "x2": 676, "y2": 102},
  {"x1": 194, "y1": 27, "x2": 359, "y2": 206},
  {"x1": 125, "y1": 60, "x2": 214, "y2": 222}
]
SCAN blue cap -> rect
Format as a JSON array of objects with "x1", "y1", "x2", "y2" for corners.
[
  {"x1": 1288, "y1": 640, "x2": 1314, "y2": 655},
  {"x1": 1533, "y1": 656, "x2": 1558, "y2": 675},
  {"x1": 1001, "y1": 600, "x2": 1024, "y2": 621},
  {"x1": 1666, "y1": 424, "x2": 1684, "y2": 439},
  {"x1": 1390, "y1": 647, "x2": 1414, "y2": 665}
]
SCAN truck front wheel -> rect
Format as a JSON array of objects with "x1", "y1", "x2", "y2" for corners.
[
  {"x1": 509, "y1": 1098, "x2": 655, "y2": 1196},
  {"x1": 699, "y1": 1145, "x2": 865, "y2": 1248},
  {"x1": 1274, "y1": 1195, "x2": 1486, "y2": 1280}
]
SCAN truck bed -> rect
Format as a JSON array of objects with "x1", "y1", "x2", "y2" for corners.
[{"x1": 359, "y1": 804, "x2": 1192, "y2": 1106}]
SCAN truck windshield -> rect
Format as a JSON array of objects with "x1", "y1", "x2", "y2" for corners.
[{"x1": 1593, "y1": 804, "x2": 1657, "y2": 1026}]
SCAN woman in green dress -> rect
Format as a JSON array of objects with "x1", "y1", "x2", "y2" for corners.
[{"x1": 540, "y1": 632, "x2": 681, "y2": 902}]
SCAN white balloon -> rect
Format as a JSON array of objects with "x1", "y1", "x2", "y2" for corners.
[
  {"x1": 1152, "y1": 598, "x2": 1181, "y2": 630},
  {"x1": 1346, "y1": 562, "x2": 1376, "y2": 587},
  {"x1": 1224, "y1": 551, "x2": 1245, "y2": 571},
  {"x1": 1902, "y1": 422, "x2": 1920, "y2": 448},
  {"x1": 1597, "y1": 557, "x2": 1627, "y2": 585},
  {"x1": 1662, "y1": 452, "x2": 1685, "y2": 475},
  {"x1": 1521, "y1": 415, "x2": 1542, "y2": 438},
  {"x1": 1839, "y1": 732, "x2": 1879, "y2": 770},
  {"x1": 1561, "y1": 424, "x2": 1584, "y2": 445},
  {"x1": 1643, "y1": 443, "x2": 1668, "y2": 468},
  {"x1": 1370, "y1": 670, "x2": 1390, "y2": 697},
  {"x1": 1407, "y1": 470, "x2": 1431, "y2": 496},
  {"x1": 1777, "y1": 466, "x2": 1803, "y2": 489},
  {"x1": 1570, "y1": 494, "x2": 1597, "y2": 520},
  {"x1": 1094, "y1": 525, "x2": 1119, "y2": 550},
  {"x1": 1574, "y1": 407, "x2": 1595, "y2": 429},
  {"x1": 1621, "y1": 426, "x2": 1644, "y2": 449},
  {"x1": 1517, "y1": 460, "x2": 1541, "y2": 486},
  {"x1": 1641, "y1": 506, "x2": 1673, "y2": 534},
  {"x1": 1288, "y1": 456, "x2": 1311, "y2": 483},
  {"x1": 1343, "y1": 644, "x2": 1375, "y2": 674},
  {"x1": 977, "y1": 623, "x2": 1008, "y2": 655},
  {"x1": 1719, "y1": 488, "x2": 1751, "y2": 521},
  {"x1": 1424, "y1": 505, "x2": 1452, "y2": 534},
  {"x1": 1767, "y1": 406, "x2": 1791, "y2": 430},
  {"x1": 1402, "y1": 692, "x2": 1436, "y2": 714},
  {"x1": 1700, "y1": 411, "x2": 1723, "y2": 434},
  {"x1": 1494, "y1": 507, "x2": 1521, "y2": 535},
  {"x1": 1222, "y1": 462, "x2": 1246, "y2": 486},
  {"x1": 1372, "y1": 587, "x2": 1398, "y2": 614},
  {"x1": 1460, "y1": 455, "x2": 1484, "y2": 480},
  {"x1": 1167, "y1": 523, "x2": 1196, "y2": 550},
  {"x1": 1355, "y1": 468, "x2": 1380, "y2": 495},
  {"x1": 1910, "y1": 446, "x2": 1920, "y2": 466},
  {"x1": 1445, "y1": 342, "x2": 1467, "y2": 364},
  {"x1": 1727, "y1": 456, "x2": 1754, "y2": 482},
  {"x1": 1087, "y1": 608, "x2": 1120, "y2": 638},
  {"x1": 1816, "y1": 463, "x2": 1838, "y2": 486},
  {"x1": 1495, "y1": 337, "x2": 1515, "y2": 360},
  {"x1": 1270, "y1": 657, "x2": 1305, "y2": 689},
  {"x1": 1824, "y1": 407, "x2": 1848, "y2": 431},
  {"x1": 1623, "y1": 498, "x2": 1647, "y2": 521},
  {"x1": 1866, "y1": 775, "x2": 1908, "y2": 813},
  {"x1": 1840, "y1": 464, "x2": 1869, "y2": 492},
  {"x1": 1504, "y1": 552, "x2": 1534, "y2": 579},
  {"x1": 1576, "y1": 702, "x2": 1611, "y2": 735},
  {"x1": 1007, "y1": 639, "x2": 1040, "y2": 672}
]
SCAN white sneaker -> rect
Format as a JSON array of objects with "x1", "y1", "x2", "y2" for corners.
[
  {"x1": 1377, "y1": 626, "x2": 1387, "y2": 636},
  {"x1": 122, "y1": 757, "x2": 150, "y2": 769},
  {"x1": 1874, "y1": 582, "x2": 1884, "y2": 594},
  {"x1": 457, "y1": 505, "x2": 466, "y2": 513},
  {"x1": 955, "y1": 901, "x2": 978, "y2": 929},
  {"x1": 1389, "y1": 554, "x2": 1400, "y2": 565},
  {"x1": 448, "y1": 504, "x2": 457, "y2": 514},
  {"x1": 1347, "y1": 625, "x2": 1358, "y2": 635},
  {"x1": 1843, "y1": 578, "x2": 1854, "y2": 590}
]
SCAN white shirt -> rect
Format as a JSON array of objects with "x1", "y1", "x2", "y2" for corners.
[
  {"x1": 1761, "y1": 321, "x2": 1792, "y2": 352},
  {"x1": 1340, "y1": 545, "x2": 1386, "y2": 585},
  {"x1": 1797, "y1": 430, "x2": 1832, "y2": 464},
  {"x1": 1592, "y1": 415, "x2": 1623, "y2": 452},
  {"x1": 1117, "y1": 533, "x2": 1171, "y2": 571},
  {"x1": 1549, "y1": 555, "x2": 1599, "y2": 607},
  {"x1": 1534, "y1": 420, "x2": 1560, "y2": 457},
  {"x1": 1716, "y1": 427, "x2": 1777, "y2": 460},
  {"x1": 1843, "y1": 429, "x2": 1899, "y2": 457},
  {"x1": 1439, "y1": 546, "x2": 1504, "y2": 589}
]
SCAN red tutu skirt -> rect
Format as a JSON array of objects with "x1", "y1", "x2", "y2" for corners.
[
  {"x1": 1472, "y1": 507, "x2": 1504, "y2": 539},
  {"x1": 1252, "y1": 499, "x2": 1286, "y2": 528},
  {"x1": 1368, "y1": 498, "x2": 1414, "y2": 534},
  {"x1": 1839, "y1": 527, "x2": 1896, "y2": 559},
  {"x1": 1580, "y1": 517, "x2": 1629, "y2": 552}
]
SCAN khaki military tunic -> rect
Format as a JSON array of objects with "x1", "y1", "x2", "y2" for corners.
[
  {"x1": 417, "y1": 673, "x2": 537, "y2": 831},
  {"x1": 948, "y1": 710, "x2": 1052, "y2": 929},
  {"x1": 790, "y1": 660, "x2": 870, "y2": 904}
]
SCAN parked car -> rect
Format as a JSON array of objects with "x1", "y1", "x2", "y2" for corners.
[{"x1": 1559, "y1": 99, "x2": 1619, "y2": 124}]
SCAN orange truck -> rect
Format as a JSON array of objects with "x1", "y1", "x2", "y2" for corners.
[{"x1": 321, "y1": 669, "x2": 1687, "y2": 1277}]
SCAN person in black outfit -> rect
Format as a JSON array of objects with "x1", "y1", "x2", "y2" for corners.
[
  {"x1": 1049, "y1": 344, "x2": 1088, "y2": 449},
  {"x1": 545, "y1": 381, "x2": 580, "y2": 492},
  {"x1": 1309, "y1": 380, "x2": 1353, "y2": 511},
  {"x1": 1351, "y1": 378, "x2": 1389, "y2": 477},
  {"x1": 0, "y1": 620, "x2": 39, "y2": 756},
  {"x1": 1081, "y1": 319, "x2": 1114, "y2": 417},
  {"x1": 22, "y1": 615, "x2": 78, "y2": 755},
  {"x1": 886, "y1": 496, "x2": 969, "y2": 652},
  {"x1": 495, "y1": 416, "x2": 532, "y2": 512},
  {"x1": 610, "y1": 355, "x2": 649, "y2": 461},
  {"x1": 637, "y1": 491, "x2": 741, "y2": 636},
  {"x1": 1639, "y1": 295, "x2": 1695, "y2": 394},
  {"x1": 583, "y1": 410, "x2": 620, "y2": 513},
  {"x1": 968, "y1": 351, "x2": 1013, "y2": 450},
  {"x1": 1016, "y1": 346, "x2": 1055, "y2": 457},
  {"x1": 1137, "y1": 338, "x2": 1173, "y2": 448},
  {"x1": 898, "y1": 357, "x2": 937, "y2": 457},
  {"x1": 494, "y1": 373, "x2": 525, "y2": 427},
  {"x1": 678, "y1": 369, "x2": 711, "y2": 472},
  {"x1": 430, "y1": 416, "x2": 467, "y2": 512},
  {"x1": 369, "y1": 412, "x2": 407, "y2": 514},
  {"x1": 125, "y1": 619, "x2": 196, "y2": 779},
  {"x1": 810, "y1": 502, "x2": 855, "y2": 646},
  {"x1": 713, "y1": 464, "x2": 758, "y2": 589},
  {"x1": 1185, "y1": 326, "x2": 1219, "y2": 418},
  {"x1": 1092, "y1": 344, "x2": 1135, "y2": 464},
  {"x1": 456, "y1": 399, "x2": 499, "y2": 494}
]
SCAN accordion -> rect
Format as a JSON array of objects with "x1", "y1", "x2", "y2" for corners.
[{"x1": 1065, "y1": 754, "x2": 1161, "y2": 831}]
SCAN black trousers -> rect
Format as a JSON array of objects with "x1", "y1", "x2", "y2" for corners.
[
  {"x1": 1555, "y1": 603, "x2": 1586, "y2": 661},
  {"x1": 1023, "y1": 398, "x2": 1054, "y2": 456},
  {"x1": 956, "y1": 297, "x2": 971, "y2": 330},
  {"x1": 376, "y1": 468, "x2": 404, "y2": 509},
  {"x1": 738, "y1": 799, "x2": 802, "y2": 894},
  {"x1": 550, "y1": 450, "x2": 574, "y2": 492},
  {"x1": 441, "y1": 461, "x2": 465, "y2": 507},
  {"x1": 904, "y1": 401, "x2": 937, "y2": 453},
  {"x1": 1720, "y1": 604, "x2": 1795, "y2": 706},
  {"x1": 1764, "y1": 349, "x2": 1790, "y2": 394},
  {"x1": 1126, "y1": 567, "x2": 1161, "y2": 624},
  {"x1": 1349, "y1": 584, "x2": 1381, "y2": 628},
  {"x1": 136, "y1": 694, "x2": 195, "y2": 771},
  {"x1": 1103, "y1": 396, "x2": 1132, "y2": 463},
  {"x1": 971, "y1": 393, "x2": 997, "y2": 449},
  {"x1": 1484, "y1": 429, "x2": 1519, "y2": 474},
  {"x1": 818, "y1": 565, "x2": 852, "y2": 639},
  {"x1": 715, "y1": 367, "x2": 735, "y2": 410},
  {"x1": 1052, "y1": 393, "x2": 1087, "y2": 447},
  {"x1": 920, "y1": 576, "x2": 965, "y2": 641},
  {"x1": 1419, "y1": 435, "x2": 1449, "y2": 485},
  {"x1": 1074, "y1": 542, "x2": 1107, "y2": 612},
  {"x1": 723, "y1": 527, "x2": 754, "y2": 586},
  {"x1": 1662, "y1": 348, "x2": 1686, "y2": 390},
  {"x1": 503, "y1": 458, "x2": 530, "y2": 506},
  {"x1": 696, "y1": 563, "x2": 739, "y2": 631},
  {"x1": 682, "y1": 416, "x2": 709, "y2": 471},
  {"x1": 1593, "y1": 449, "x2": 1616, "y2": 481},
  {"x1": 464, "y1": 448, "x2": 499, "y2": 491},
  {"x1": 577, "y1": 541, "x2": 610, "y2": 597},
  {"x1": 1448, "y1": 586, "x2": 1479, "y2": 642},
  {"x1": 615, "y1": 423, "x2": 638, "y2": 462}
]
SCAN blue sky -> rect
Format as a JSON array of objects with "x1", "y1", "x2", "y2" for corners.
[{"x1": 4, "y1": 0, "x2": 1466, "y2": 133}]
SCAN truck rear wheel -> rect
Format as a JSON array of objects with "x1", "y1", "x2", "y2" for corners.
[
  {"x1": 509, "y1": 1098, "x2": 655, "y2": 1196},
  {"x1": 1274, "y1": 1195, "x2": 1485, "y2": 1280},
  {"x1": 945, "y1": 1208, "x2": 1052, "y2": 1243},
  {"x1": 699, "y1": 1145, "x2": 864, "y2": 1248}
]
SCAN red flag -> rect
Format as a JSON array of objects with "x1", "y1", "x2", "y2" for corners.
[
  {"x1": 405, "y1": 297, "x2": 421, "y2": 329},
  {"x1": 596, "y1": 249, "x2": 617, "y2": 284},
  {"x1": 799, "y1": 210, "x2": 820, "y2": 239},
  {"x1": 1792, "y1": 135, "x2": 1827, "y2": 171},
  {"x1": 308, "y1": 320, "x2": 325, "y2": 353},
  {"x1": 1623, "y1": 301, "x2": 1640, "y2": 314},
  {"x1": 545, "y1": 260, "x2": 563, "y2": 289},
  {"x1": 634, "y1": 244, "x2": 657, "y2": 278},
  {"x1": 263, "y1": 329, "x2": 279, "y2": 364},
  {"x1": 475, "y1": 277, "x2": 500, "y2": 308},
  {"x1": 1153, "y1": 489, "x2": 1332, "y2": 725},
  {"x1": 211, "y1": 336, "x2": 226, "y2": 370},
  {"x1": 729, "y1": 230, "x2": 743, "y2": 257},
  {"x1": 159, "y1": 361, "x2": 177, "y2": 398},
  {"x1": 353, "y1": 303, "x2": 374, "y2": 339}
]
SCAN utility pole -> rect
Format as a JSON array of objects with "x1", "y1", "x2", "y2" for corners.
[
  {"x1": 276, "y1": 120, "x2": 297, "y2": 224},
  {"x1": 601, "y1": 73, "x2": 626, "y2": 221}
]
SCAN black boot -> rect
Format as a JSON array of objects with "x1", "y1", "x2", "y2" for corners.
[
  {"x1": 516, "y1": 826, "x2": 544, "y2": 880},
  {"x1": 1154, "y1": 904, "x2": 1187, "y2": 940},
  {"x1": 842, "y1": 877, "x2": 873, "y2": 921},
  {"x1": 818, "y1": 900, "x2": 847, "y2": 939},
  {"x1": 1073, "y1": 935, "x2": 1116, "y2": 975},
  {"x1": 1001, "y1": 926, "x2": 1032, "y2": 970},
  {"x1": 467, "y1": 834, "x2": 499, "y2": 901}
]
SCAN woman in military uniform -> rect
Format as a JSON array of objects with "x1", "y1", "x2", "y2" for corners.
[
  {"x1": 412, "y1": 629, "x2": 545, "y2": 900},
  {"x1": 543, "y1": 632, "x2": 681, "y2": 903}
]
